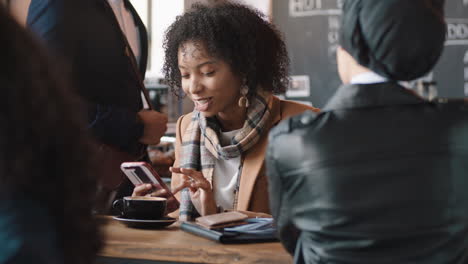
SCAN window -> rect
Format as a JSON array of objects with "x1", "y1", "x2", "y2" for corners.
[{"x1": 130, "y1": 0, "x2": 184, "y2": 78}]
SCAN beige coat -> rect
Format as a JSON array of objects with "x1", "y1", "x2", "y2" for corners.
[{"x1": 171, "y1": 96, "x2": 318, "y2": 215}]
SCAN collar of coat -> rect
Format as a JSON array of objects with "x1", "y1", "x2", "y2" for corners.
[{"x1": 323, "y1": 82, "x2": 427, "y2": 111}]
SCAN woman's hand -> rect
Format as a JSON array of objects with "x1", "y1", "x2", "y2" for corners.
[
  {"x1": 132, "y1": 184, "x2": 154, "y2": 197},
  {"x1": 131, "y1": 183, "x2": 186, "y2": 199},
  {"x1": 170, "y1": 167, "x2": 217, "y2": 215}
]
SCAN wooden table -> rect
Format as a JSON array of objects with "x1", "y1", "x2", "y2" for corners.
[{"x1": 98, "y1": 216, "x2": 292, "y2": 264}]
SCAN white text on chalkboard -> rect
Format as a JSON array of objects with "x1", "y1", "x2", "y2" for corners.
[
  {"x1": 465, "y1": 50, "x2": 468, "y2": 96},
  {"x1": 289, "y1": 0, "x2": 342, "y2": 17},
  {"x1": 446, "y1": 19, "x2": 468, "y2": 46}
]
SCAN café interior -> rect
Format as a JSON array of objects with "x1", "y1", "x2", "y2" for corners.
[{"x1": 1, "y1": 0, "x2": 468, "y2": 263}]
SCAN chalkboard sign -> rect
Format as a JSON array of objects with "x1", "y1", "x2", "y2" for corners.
[{"x1": 273, "y1": 0, "x2": 468, "y2": 108}]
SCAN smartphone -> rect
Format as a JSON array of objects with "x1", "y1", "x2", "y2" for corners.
[{"x1": 120, "y1": 161, "x2": 179, "y2": 214}]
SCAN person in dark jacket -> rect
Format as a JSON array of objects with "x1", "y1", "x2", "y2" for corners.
[
  {"x1": 26, "y1": 0, "x2": 168, "y2": 209},
  {"x1": 0, "y1": 5, "x2": 101, "y2": 264},
  {"x1": 266, "y1": 0, "x2": 468, "y2": 263}
]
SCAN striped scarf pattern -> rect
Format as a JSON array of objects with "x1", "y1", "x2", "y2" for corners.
[{"x1": 178, "y1": 93, "x2": 272, "y2": 220}]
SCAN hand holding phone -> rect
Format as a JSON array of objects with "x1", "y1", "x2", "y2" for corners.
[{"x1": 120, "y1": 162, "x2": 179, "y2": 214}]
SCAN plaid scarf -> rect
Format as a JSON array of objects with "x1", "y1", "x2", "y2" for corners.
[{"x1": 178, "y1": 93, "x2": 272, "y2": 221}]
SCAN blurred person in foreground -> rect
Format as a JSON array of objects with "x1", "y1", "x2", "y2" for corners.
[
  {"x1": 267, "y1": 0, "x2": 468, "y2": 263},
  {"x1": 133, "y1": 3, "x2": 318, "y2": 220},
  {"x1": 0, "y1": 4, "x2": 101, "y2": 264}
]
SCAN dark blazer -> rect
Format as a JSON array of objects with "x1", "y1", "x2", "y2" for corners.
[
  {"x1": 27, "y1": 0, "x2": 148, "y2": 155},
  {"x1": 267, "y1": 82, "x2": 468, "y2": 264}
]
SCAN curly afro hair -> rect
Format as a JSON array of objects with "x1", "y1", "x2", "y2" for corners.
[{"x1": 163, "y1": 2, "x2": 290, "y2": 98}]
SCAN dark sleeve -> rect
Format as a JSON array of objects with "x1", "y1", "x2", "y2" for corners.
[
  {"x1": 4, "y1": 246, "x2": 61, "y2": 264},
  {"x1": 26, "y1": 0, "x2": 144, "y2": 153},
  {"x1": 26, "y1": 0, "x2": 63, "y2": 52},
  {"x1": 0, "y1": 200, "x2": 62, "y2": 264},
  {"x1": 87, "y1": 103, "x2": 144, "y2": 154},
  {"x1": 266, "y1": 120, "x2": 300, "y2": 255}
]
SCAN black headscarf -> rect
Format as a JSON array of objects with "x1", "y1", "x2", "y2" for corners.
[{"x1": 340, "y1": 0, "x2": 446, "y2": 81}]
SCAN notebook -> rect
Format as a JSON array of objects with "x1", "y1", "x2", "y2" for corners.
[{"x1": 180, "y1": 218, "x2": 278, "y2": 244}]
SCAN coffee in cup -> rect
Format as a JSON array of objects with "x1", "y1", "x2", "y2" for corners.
[{"x1": 112, "y1": 196, "x2": 167, "y2": 220}]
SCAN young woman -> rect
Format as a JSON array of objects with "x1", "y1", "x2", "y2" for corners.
[{"x1": 133, "y1": 3, "x2": 318, "y2": 219}]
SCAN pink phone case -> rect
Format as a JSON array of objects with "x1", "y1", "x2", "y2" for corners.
[{"x1": 120, "y1": 161, "x2": 179, "y2": 214}]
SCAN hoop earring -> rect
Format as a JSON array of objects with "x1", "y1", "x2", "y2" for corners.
[{"x1": 238, "y1": 85, "x2": 249, "y2": 108}]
